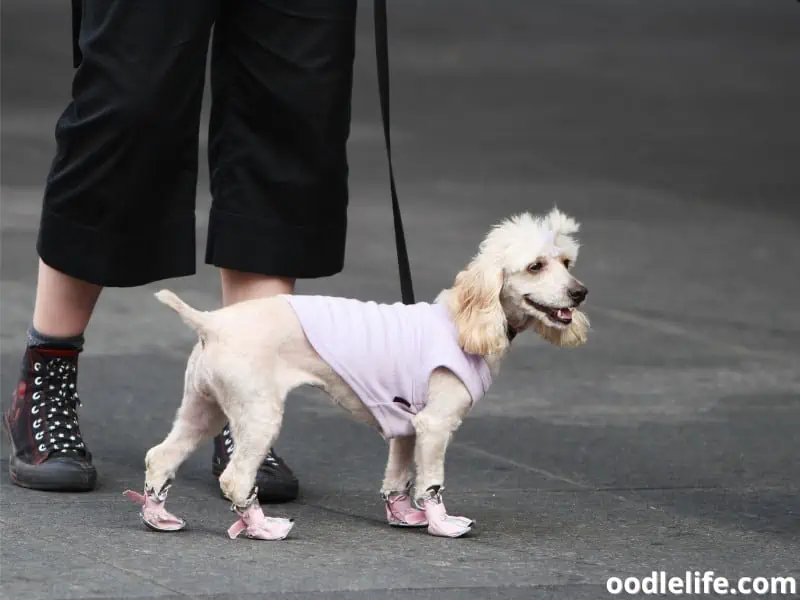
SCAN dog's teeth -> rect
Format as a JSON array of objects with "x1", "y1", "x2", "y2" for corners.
[{"x1": 555, "y1": 308, "x2": 573, "y2": 321}]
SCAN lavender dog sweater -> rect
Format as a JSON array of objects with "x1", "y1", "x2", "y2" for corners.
[{"x1": 284, "y1": 295, "x2": 492, "y2": 439}]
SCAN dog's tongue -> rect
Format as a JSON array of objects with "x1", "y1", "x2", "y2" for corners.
[{"x1": 556, "y1": 308, "x2": 573, "y2": 321}]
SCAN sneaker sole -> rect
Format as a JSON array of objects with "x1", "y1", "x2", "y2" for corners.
[
  {"x1": 5, "y1": 422, "x2": 97, "y2": 492},
  {"x1": 8, "y1": 455, "x2": 97, "y2": 492},
  {"x1": 212, "y1": 462, "x2": 299, "y2": 504}
]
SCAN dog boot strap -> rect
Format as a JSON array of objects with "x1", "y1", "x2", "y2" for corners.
[
  {"x1": 123, "y1": 490, "x2": 146, "y2": 505},
  {"x1": 227, "y1": 518, "x2": 248, "y2": 539}
]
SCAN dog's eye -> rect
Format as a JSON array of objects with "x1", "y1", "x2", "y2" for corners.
[
  {"x1": 563, "y1": 259, "x2": 571, "y2": 269},
  {"x1": 527, "y1": 261, "x2": 544, "y2": 273}
]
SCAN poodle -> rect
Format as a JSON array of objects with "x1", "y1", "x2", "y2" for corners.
[{"x1": 124, "y1": 207, "x2": 589, "y2": 540}]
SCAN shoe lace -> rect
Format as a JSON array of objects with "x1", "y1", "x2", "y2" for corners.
[
  {"x1": 221, "y1": 425, "x2": 280, "y2": 466},
  {"x1": 30, "y1": 356, "x2": 87, "y2": 457}
]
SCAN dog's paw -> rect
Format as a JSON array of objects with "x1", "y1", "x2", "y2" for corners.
[
  {"x1": 385, "y1": 492, "x2": 428, "y2": 528},
  {"x1": 227, "y1": 501, "x2": 294, "y2": 541},
  {"x1": 124, "y1": 489, "x2": 187, "y2": 532},
  {"x1": 422, "y1": 500, "x2": 473, "y2": 538}
]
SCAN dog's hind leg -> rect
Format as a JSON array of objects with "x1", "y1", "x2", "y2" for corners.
[
  {"x1": 411, "y1": 369, "x2": 475, "y2": 538},
  {"x1": 217, "y1": 384, "x2": 294, "y2": 541},
  {"x1": 381, "y1": 436, "x2": 427, "y2": 527}
]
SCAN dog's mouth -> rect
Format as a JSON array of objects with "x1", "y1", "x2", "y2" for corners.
[{"x1": 524, "y1": 297, "x2": 574, "y2": 325}]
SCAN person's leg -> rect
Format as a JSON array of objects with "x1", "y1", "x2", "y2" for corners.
[
  {"x1": 207, "y1": 0, "x2": 358, "y2": 502},
  {"x1": 32, "y1": 261, "x2": 102, "y2": 337},
  {"x1": 4, "y1": 262, "x2": 102, "y2": 492},
  {"x1": 219, "y1": 271, "x2": 295, "y2": 307},
  {"x1": 4, "y1": 0, "x2": 217, "y2": 492}
]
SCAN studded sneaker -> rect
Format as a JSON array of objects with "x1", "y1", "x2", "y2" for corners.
[
  {"x1": 212, "y1": 424, "x2": 299, "y2": 503},
  {"x1": 4, "y1": 346, "x2": 97, "y2": 491}
]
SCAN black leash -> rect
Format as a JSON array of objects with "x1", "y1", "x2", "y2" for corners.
[{"x1": 375, "y1": 0, "x2": 415, "y2": 305}]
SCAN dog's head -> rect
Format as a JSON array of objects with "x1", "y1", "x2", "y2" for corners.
[{"x1": 444, "y1": 207, "x2": 589, "y2": 355}]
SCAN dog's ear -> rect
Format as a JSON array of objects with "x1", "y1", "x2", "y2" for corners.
[
  {"x1": 450, "y1": 259, "x2": 507, "y2": 356},
  {"x1": 531, "y1": 310, "x2": 590, "y2": 348}
]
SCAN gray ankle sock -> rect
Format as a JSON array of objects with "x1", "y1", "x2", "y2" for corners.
[{"x1": 27, "y1": 326, "x2": 85, "y2": 351}]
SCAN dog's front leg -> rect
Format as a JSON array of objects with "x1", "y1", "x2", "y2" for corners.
[
  {"x1": 381, "y1": 436, "x2": 427, "y2": 527},
  {"x1": 411, "y1": 370, "x2": 474, "y2": 538}
]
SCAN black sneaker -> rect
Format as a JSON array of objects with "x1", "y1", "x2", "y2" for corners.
[
  {"x1": 212, "y1": 425, "x2": 299, "y2": 503},
  {"x1": 4, "y1": 346, "x2": 97, "y2": 491}
]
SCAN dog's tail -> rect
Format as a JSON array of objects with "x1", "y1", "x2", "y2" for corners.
[{"x1": 154, "y1": 290, "x2": 209, "y2": 337}]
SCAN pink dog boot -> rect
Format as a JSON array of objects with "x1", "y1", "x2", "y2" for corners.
[
  {"x1": 384, "y1": 492, "x2": 428, "y2": 527},
  {"x1": 124, "y1": 485, "x2": 186, "y2": 532},
  {"x1": 227, "y1": 493, "x2": 294, "y2": 541},
  {"x1": 419, "y1": 488, "x2": 473, "y2": 538}
]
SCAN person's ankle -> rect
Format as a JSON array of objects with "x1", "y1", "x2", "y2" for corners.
[{"x1": 220, "y1": 270, "x2": 296, "y2": 306}]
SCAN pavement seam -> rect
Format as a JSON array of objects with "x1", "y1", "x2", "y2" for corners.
[
  {"x1": 592, "y1": 305, "x2": 792, "y2": 363},
  {"x1": 453, "y1": 441, "x2": 669, "y2": 515},
  {"x1": 454, "y1": 442, "x2": 591, "y2": 489}
]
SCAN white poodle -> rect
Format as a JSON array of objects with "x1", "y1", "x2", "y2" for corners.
[{"x1": 124, "y1": 207, "x2": 589, "y2": 540}]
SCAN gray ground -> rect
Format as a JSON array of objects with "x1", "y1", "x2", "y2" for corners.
[{"x1": 1, "y1": 1, "x2": 799, "y2": 599}]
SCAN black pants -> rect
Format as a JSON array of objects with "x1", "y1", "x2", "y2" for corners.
[{"x1": 39, "y1": 0, "x2": 357, "y2": 287}]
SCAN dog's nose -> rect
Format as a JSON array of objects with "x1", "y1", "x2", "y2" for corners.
[{"x1": 568, "y1": 285, "x2": 588, "y2": 305}]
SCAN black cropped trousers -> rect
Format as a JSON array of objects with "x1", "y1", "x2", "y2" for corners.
[{"x1": 39, "y1": 0, "x2": 357, "y2": 287}]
